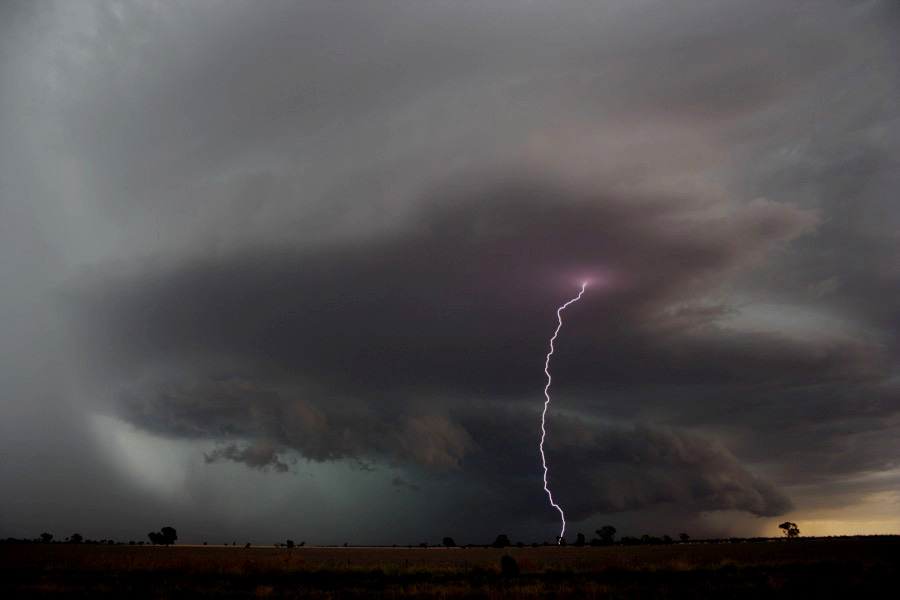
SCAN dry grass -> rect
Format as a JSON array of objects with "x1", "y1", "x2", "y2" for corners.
[{"x1": 1, "y1": 538, "x2": 897, "y2": 598}]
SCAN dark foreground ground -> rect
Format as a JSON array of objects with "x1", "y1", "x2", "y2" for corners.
[{"x1": 2, "y1": 537, "x2": 897, "y2": 598}]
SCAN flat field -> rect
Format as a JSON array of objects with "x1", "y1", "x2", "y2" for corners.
[{"x1": 1, "y1": 537, "x2": 897, "y2": 598}]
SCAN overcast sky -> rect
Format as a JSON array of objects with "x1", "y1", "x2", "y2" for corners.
[{"x1": 1, "y1": 0, "x2": 898, "y2": 545}]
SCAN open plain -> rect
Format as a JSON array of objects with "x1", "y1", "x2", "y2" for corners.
[{"x1": 2, "y1": 537, "x2": 897, "y2": 598}]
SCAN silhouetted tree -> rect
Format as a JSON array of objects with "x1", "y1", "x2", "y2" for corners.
[
  {"x1": 244, "y1": 542, "x2": 251, "y2": 548},
  {"x1": 286, "y1": 540, "x2": 295, "y2": 549},
  {"x1": 148, "y1": 526, "x2": 177, "y2": 546},
  {"x1": 558, "y1": 536, "x2": 567, "y2": 547},
  {"x1": 573, "y1": 532, "x2": 585, "y2": 547},
  {"x1": 492, "y1": 534, "x2": 511, "y2": 548},
  {"x1": 40, "y1": 533, "x2": 53, "y2": 544},
  {"x1": 442, "y1": 537, "x2": 456, "y2": 548},
  {"x1": 779, "y1": 522, "x2": 800, "y2": 538},
  {"x1": 679, "y1": 533, "x2": 690, "y2": 542},
  {"x1": 596, "y1": 525, "x2": 616, "y2": 545},
  {"x1": 662, "y1": 535, "x2": 673, "y2": 544},
  {"x1": 69, "y1": 533, "x2": 83, "y2": 544}
]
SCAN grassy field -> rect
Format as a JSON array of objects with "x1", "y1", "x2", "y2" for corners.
[{"x1": 1, "y1": 537, "x2": 897, "y2": 598}]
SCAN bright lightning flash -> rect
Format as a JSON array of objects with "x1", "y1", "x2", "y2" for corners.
[{"x1": 540, "y1": 281, "x2": 587, "y2": 544}]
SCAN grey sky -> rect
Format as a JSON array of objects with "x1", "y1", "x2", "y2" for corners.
[{"x1": 1, "y1": 0, "x2": 898, "y2": 544}]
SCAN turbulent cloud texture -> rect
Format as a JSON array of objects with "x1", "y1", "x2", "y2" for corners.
[{"x1": 1, "y1": 0, "x2": 898, "y2": 542}]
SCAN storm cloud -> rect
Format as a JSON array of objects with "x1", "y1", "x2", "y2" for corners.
[{"x1": 2, "y1": 0, "x2": 898, "y2": 543}]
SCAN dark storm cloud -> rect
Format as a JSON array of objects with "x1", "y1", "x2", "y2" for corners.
[
  {"x1": 63, "y1": 174, "x2": 836, "y2": 395},
  {"x1": 102, "y1": 372, "x2": 793, "y2": 520},
  {"x1": 58, "y1": 171, "x2": 834, "y2": 520},
  {"x1": 531, "y1": 417, "x2": 792, "y2": 519},
  {"x1": 3, "y1": 0, "x2": 899, "y2": 542},
  {"x1": 205, "y1": 439, "x2": 290, "y2": 473},
  {"x1": 390, "y1": 477, "x2": 420, "y2": 493},
  {"x1": 118, "y1": 376, "x2": 475, "y2": 471},
  {"x1": 450, "y1": 406, "x2": 793, "y2": 523}
]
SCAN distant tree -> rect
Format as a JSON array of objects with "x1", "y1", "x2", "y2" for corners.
[
  {"x1": 557, "y1": 536, "x2": 567, "y2": 547},
  {"x1": 662, "y1": 535, "x2": 673, "y2": 544},
  {"x1": 244, "y1": 542, "x2": 251, "y2": 548},
  {"x1": 299, "y1": 541, "x2": 305, "y2": 547},
  {"x1": 596, "y1": 525, "x2": 616, "y2": 545},
  {"x1": 516, "y1": 541, "x2": 524, "y2": 548},
  {"x1": 492, "y1": 534, "x2": 511, "y2": 548},
  {"x1": 679, "y1": 533, "x2": 690, "y2": 542},
  {"x1": 161, "y1": 527, "x2": 177, "y2": 545},
  {"x1": 148, "y1": 527, "x2": 177, "y2": 546},
  {"x1": 442, "y1": 537, "x2": 456, "y2": 548},
  {"x1": 70, "y1": 533, "x2": 83, "y2": 544},
  {"x1": 286, "y1": 540, "x2": 295, "y2": 549},
  {"x1": 779, "y1": 522, "x2": 800, "y2": 538},
  {"x1": 573, "y1": 533, "x2": 586, "y2": 547},
  {"x1": 40, "y1": 533, "x2": 53, "y2": 544}
]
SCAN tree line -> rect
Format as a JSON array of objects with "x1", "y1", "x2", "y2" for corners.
[{"x1": 2, "y1": 522, "x2": 806, "y2": 546}]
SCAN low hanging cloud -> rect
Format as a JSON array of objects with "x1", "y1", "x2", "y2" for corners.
[
  {"x1": 391, "y1": 477, "x2": 421, "y2": 493},
  {"x1": 59, "y1": 168, "x2": 849, "y2": 523},
  {"x1": 455, "y1": 408, "x2": 792, "y2": 522},
  {"x1": 117, "y1": 376, "x2": 476, "y2": 471},
  {"x1": 205, "y1": 439, "x2": 290, "y2": 473},
  {"x1": 109, "y1": 370, "x2": 791, "y2": 518},
  {"x1": 545, "y1": 419, "x2": 792, "y2": 518}
]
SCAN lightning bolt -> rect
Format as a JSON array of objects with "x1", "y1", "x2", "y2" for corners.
[{"x1": 540, "y1": 281, "x2": 587, "y2": 544}]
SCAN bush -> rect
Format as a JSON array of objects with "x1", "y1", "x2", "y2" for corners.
[{"x1": 500, "y1": 554, "x2": 519, "y2": 576}]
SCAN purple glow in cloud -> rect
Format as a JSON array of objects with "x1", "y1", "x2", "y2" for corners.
[{"x1": 540, "y1": 281, "x2": 587, "y2": 543}]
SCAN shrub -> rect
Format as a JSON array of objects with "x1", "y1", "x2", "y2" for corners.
[{"x1": 500, "y1": 554, "x2": 519, "y2": 576}]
